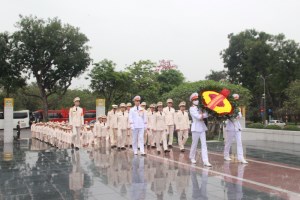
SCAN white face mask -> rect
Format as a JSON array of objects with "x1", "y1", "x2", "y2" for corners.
[{"x1": 193, "y1": 100, "x2": 199, "y2": 106}]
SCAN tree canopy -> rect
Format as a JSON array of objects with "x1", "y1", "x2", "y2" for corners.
[
  {"x1": 10, "y1": 15, "x2": 91, "y2": 121},
  {"x1": 89, "y1": 59, "x2": 132, "y2": 112},
  {"x1": 221, "y1": 29, "x2": 300, "y2": 121}
]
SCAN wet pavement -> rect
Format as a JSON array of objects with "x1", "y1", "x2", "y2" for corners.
[{"x1": 1, "y1": 137, "x2": 300, "y2": 200}]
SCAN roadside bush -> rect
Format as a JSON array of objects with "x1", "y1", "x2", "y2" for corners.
[
  {"x1": 247, "y1": 123, "x2": 264, "y2": 129},
  {"x1": 265, "y1": 125, "x2": 282, "y2": 130},
  {"x1": 283, "y1": 125, "x2": 300, "y2": 131}
]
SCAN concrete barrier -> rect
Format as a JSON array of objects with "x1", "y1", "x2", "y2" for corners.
[{"x1": 242, "y1": 128, "x2": 300, "y2": 144}]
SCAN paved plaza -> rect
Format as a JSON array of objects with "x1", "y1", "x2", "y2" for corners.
[{"x1": 0, "y1": 129, "x2": 300, "y2": 200}]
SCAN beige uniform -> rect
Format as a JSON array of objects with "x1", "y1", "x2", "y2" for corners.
[
  {"x1": 147, "y1": 111, "x2": 156, "y2": 147},
  {"x1": 153, "y1": 111, "x2": 168, "y2": 151},
  {"x1": 69, "y1": 106, "x2": 84, "y2": 148},
  {"x1": 163, "y1": 107, "x2": 175, "y2": 145},
  {"x1": 117, "y1": 111, "x2": 129, "y2": 148},
  {"x1": 174, "y1": 111, "x2": 190, "y2": 150},
  {"x1": 107, "y1": 110, "x2": 118, "y2": 146}
]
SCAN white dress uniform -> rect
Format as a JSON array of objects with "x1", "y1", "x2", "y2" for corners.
[
  {"x1": 117, "y1": 111, "x2": 130, "y2": 148},
  {"x1": 69, "y1": 106, "x2": 84, "y2": 148},
  {"x1": 189, "y1": 105, "x2": 210, "y2": 164},
  {"x1": 129, "y1": 105, "x2": 147, "y2": 155},
  {"x1": 224, "y1": 112, "x2": 246, "y2": 162},
  {"x1": 107, "y1": 109, "x2": 118, "y2": 146},
  {"x1": 163, "y1": 106, "x2": 175, "y2": 146},
  {"x1": 175, "y1": 110, "x2": 190, "y2": 150}
]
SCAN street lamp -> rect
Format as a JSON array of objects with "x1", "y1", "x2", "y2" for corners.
[{"x1": 258, "y1": 74, "x2": 272, "y2": 125}]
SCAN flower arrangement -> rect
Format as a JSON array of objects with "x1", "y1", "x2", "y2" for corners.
[{"x1": 199, "y1": 88, "x2": 240, "y2": 120}]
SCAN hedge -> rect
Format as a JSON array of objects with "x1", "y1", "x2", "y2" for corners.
[
  {"x1": 283, "y1": 125, "x2": 300, "y2": 131},
  {"x1": 247, "y1": 123, "x2": 264, "y2": 129},
  {"x1": 265, "y1": 125, "x2": 282, "y2": 130}
]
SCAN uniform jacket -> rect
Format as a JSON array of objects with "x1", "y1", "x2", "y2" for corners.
[
  {"x1": 175, "y1": 111, "x2": 190, "y2": 130},
  {"x1": 69, "y1": 106, "x2": 84, "y2": 127},
  {"x1": 129, "y1": 106, "x2": 147, "y2": 129},
  {"x1": 147, "y1": 111, "x2": 156, "y2": 130},
  {"x1": 153, "y1": 111, "x2": 168, "y2": 131},
  {"x1": 225, "y1": 112, "x2": 242, "y2": 132},
  {"x1": 163, "y1": 107, "x2": 175, "y2": 125},
  {"x1": 189, "y1": 106, "x2": 208, "y2": 132},
  {"x1": 117, "y1": 111, "x2": 130, "y2": 130},
  {"x1": 107, "y1": 110, "x2": 118, "y2": 129}
]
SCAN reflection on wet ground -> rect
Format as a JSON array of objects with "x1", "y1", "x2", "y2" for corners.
[{"x1": 0, "y1": 139, "x2": 300, "y2": 200}]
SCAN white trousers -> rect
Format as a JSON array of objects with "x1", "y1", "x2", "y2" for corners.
[
  {"x1": 132, "y1": 128, "x2": 145, "y2": 154},
  {"x1": 72, "y1": 127, "x2": 81, "y2": 148},
  {"x1": 118, "y1": 129, "x2": 127, "y2": 147},
  {"x1": 189, "y1": 131, "x2": 209, "y2": 162},
  {"x1": 178, "y1": 130, "x2": 189, "y2": 150},
  {"x1": 167, "y1": 125, "x2": 175, "y2": 145},
  {"x1": 110, "y1": 128, "x2": 118, "y2": 146},
  {"x1": 224, "y1": 130, "x2": 244, "y2": 160},
  {"x1": 154, "y1": 130, "x2": 168, "y2": 151}
]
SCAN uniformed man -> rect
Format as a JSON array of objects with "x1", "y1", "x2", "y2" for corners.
[
  {"x1": 189, "y1": 93, "x2": 212, "y2": 167},
  {"x1": 117, "y1": 103, "x2": 130, "y2": 150},
  {"x1": 163, "y1": 99, "x2": 175, "y2": 148},
  {"x1": 129, "y1": 95, "x2": 147, "y2": 156},
  {"x1": 175, "y1": 101, "x2": 190, "y2": 152},
  {"x1": 147, "y1": 104, "x2": 156, "y2": 148},
  {"x1": 224, "y1": 94, "x2": 248, "y2": 164},
  {"x1": 107, "y1": 104, "x2": 118, "y2": 148},
  {"x1": 153, "y1": 102, "x2": 170, "y2": 154},
  {"x1": 69, "y1": 97, "x2": 84, "y2": 150}
]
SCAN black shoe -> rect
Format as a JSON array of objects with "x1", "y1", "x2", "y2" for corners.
[
  {"x1": 71, "y1": 144, "x2": 74, "y2": 149},
  {"x1": 75, "y1": 147, "x2": 79, "y2": 151},
  {"x1": 141, "y1": 153, "x2": 146, "y2": 156},
  {"x1": 168, "y1": 145, "x2": 173, "y2": 148},
  {"x1": 157, "y1": 151, "x2": 161, "y2": 154},
  {"x1": 125, "y1": 145, "x2": 128, "y2": 147},
  {"x1": 180, "y1": 149, "x2": 185, "y2": 152},
  {"x1": 121, "y1": 147, "x2": 126, "y2": 150},
  {"x1": 117, "y1": 147, "x2": 121, "y2": 151},
  {"x1": 164, "y1": 149, "x2": 170, "y2": 153},
  {"x1": 151, "y1": 146, "x2": 156, "y2": 149}
]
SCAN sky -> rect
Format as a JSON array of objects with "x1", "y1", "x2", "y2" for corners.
[{"x1": 1, "y1": 0, "x2": 299, "y2": 89}]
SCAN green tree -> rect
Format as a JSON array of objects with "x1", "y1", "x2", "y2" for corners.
[
  {"x1": 156, "y1": 69, "x2": 185, "y2": 95},
  {"x1": 126, "y1": 60, "x2": 160, "y2": 103},
  {"x1": 11, "y1": 15, "x2": 91, "y2": 121},
  {"x1": 89, "y1": 59, "x2": 132, "y2": 113},
  {"x1": 282, "y1": 80, "x2": 300, "y2": 123},
  {"x1": 205, "y1": 70, "x2": 227, "y2": 82},
  {"x1": 221, "y1": 29, "x2": 300, "y2": 116},
  {"x1": 0, "y1": 32, "x2": 26, "y2": 97}
]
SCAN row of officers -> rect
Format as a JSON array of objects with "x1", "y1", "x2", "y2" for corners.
[{"x1": 33, "y1": 92, "x2": 248, "y2": 168}]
